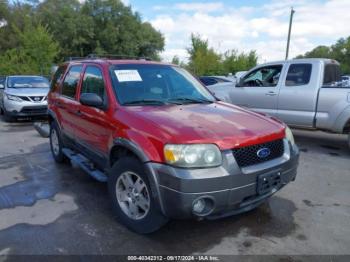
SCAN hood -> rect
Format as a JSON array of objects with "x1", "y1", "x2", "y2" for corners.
[
  {"x1": 123, "y1": 102, "x2": 286, "y2": 150},
  {"x1": 5, "y1": 87, "x2": 49, "y2": 97}
]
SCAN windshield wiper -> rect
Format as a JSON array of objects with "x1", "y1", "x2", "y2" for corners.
[
  {"x1": 167, "y1": 98, "x2": 213, "y2": 104},
  {"x1": 123, "y1": 99, "x2": 167, "y2": 106}
]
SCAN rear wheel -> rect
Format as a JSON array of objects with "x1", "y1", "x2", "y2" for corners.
[
  {"x1": 108, "y1": 157, "x2": 168, "y2": 234},
  {"x1": 50, "y1": 122, "x2": 66, "y2": 163}
]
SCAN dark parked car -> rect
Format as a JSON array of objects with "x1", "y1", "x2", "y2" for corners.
[{"x1": 199, "y1": 76, "x2": 235, "y2": 86}]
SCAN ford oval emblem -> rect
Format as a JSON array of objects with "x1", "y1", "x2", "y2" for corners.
[{"x1": 257, "y1": 148, "x2": 271, "y2": 158}]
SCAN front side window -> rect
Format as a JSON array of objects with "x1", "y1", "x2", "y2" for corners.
[
  {"x1": 7, "y1": 76, "x2": 50, "y2": 88},
  {"x1": 81, "y1": 66, "x2": 106, "y2": 101},
  {"x1": 240, "y1": 65, "x2": 283, "y2": 87},
  {"x1": 62, "y1": 65, "x2": 83, "y2": 98},
  {"x1": 110, "y1": 64, "x2": 215, "y2": 106},
  {"x1": 286, "y1": 64, "x2": 312, "y2": 86}
]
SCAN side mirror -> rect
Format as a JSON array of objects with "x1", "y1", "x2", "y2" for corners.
[
  {"x1": 235, "y1": 78, "x2": 244, "y2": 87},
  {"x1": 80, "y1": 93, "x2": 104, "y2": 108},
  {"x1": 0, "y1": 83, "x2": 4, "y2": 89}
]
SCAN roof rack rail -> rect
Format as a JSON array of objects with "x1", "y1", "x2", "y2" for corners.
[{"x1": 66, "y1": 54, "x2": 152, "y2": 62}]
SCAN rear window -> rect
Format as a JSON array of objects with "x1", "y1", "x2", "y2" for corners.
[
  {"x1": 323, "y1": 64, "x2": 341, "y2": 85},
  {"x1": 286, "y1": 64, "x2": 312, "y2": 86}
]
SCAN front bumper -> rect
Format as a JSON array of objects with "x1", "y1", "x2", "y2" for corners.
[
  {"x1": 146, "y1": 139, "x2": 299, "y2": 219},
  {"x1": 4, "y1": 96, "x2": 48, "y2": 117}
]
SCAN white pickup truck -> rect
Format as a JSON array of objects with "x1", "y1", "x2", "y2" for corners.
[{"x1": 208, "y1": 59, "x2": 350, "y2": 148}]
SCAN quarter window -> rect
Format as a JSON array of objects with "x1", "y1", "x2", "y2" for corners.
[
  {"x1": 286, "y1": 64, "x2": 312, "y2": 86},
  {"x1": 50, "y1": 65, "x2": 66, "y2": 91},
  {"x1": 81, "y1": 66, "x2": 106, "y2": 101},
  {"x1": 62, "y1": 65, "x2": 83, "y2": 98}
]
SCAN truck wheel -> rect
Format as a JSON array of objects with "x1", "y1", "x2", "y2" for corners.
[
  {"x1": 50, "y1": 122, "x2": 66, "y2": 163},
  {"x1": 108, "y1": 157, "x2": 168, "y2": 234}
]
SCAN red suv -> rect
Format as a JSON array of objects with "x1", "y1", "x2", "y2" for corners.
[{"x1": 48, "y1": 57, "x2": 299, "y2": 233}]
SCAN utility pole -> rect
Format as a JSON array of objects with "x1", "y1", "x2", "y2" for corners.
[{"x1": 285, "y1": 7, "x2": 295, "y2": 60}]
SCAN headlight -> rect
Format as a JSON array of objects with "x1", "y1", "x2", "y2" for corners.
[
  {"x1": 5, "y1": 94, "x2": 22, "y2": 102},
  {"x1": 285, "y1": 126, "x2": 295, "y2": 145},
  {"x1": 164, "y1": 144, "x2": 222, "y2": 168}
]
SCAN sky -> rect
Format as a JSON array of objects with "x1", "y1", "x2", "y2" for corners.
[{"x1": 123, "y1": 0, "x2": 350, "y2": 63}]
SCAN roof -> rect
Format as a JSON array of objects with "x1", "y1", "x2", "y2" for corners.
[
  {"x1": 261, "y1": 58, "x2": 339, "y2": 66},
  {"x1": 7, "y1": 75, "x2": 46, "y2": 78},
  {"x1": 65, "y1": 58, "x2": 174, "y2": 66}
]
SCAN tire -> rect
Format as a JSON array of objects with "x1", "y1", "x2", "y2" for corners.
[
  {"x1": 108, "y1": 157, "x2": 168, "y2": 234},
  {"x1": 49, "y1": 121, "x2": 66, "y2": 163},
  {"x1": 3, "y1": 109, "x2": 15, "y2": 122},
  {"x1": 348, "y1": 132, "x2": 350, "y2": 150}
]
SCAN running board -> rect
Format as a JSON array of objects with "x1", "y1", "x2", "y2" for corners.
[{"x1": 62, "y1": 148, "x2": 108, "y2": 182}]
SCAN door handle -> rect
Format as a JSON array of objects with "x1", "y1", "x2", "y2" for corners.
[
  {"x1": 75, "y1": 110, "x2": 83, "y2": 116},
  {"x1": 56, "y1": 102, "x2": 66, "y2": 109},
  {"x1": 265, "y1": 91, "x2": 277, "y2": 96}
]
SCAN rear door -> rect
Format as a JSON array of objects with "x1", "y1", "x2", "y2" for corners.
[
  {"x1": 74, "y1": 64, "x2": 113, "y2": 167},
  {"x1": 227, "y1": 64, "x2": 284, "y2": 116},
  {"x1": 277, "y1": 62, "x2": 319, "y2": 127},
  {"x1": 56, "y1": 64, "x2": 83, "y2": 139}
]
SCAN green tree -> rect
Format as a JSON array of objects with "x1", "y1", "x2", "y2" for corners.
[
  {"x1": 297, "y1": 37, "x2": 350, "y2": 74},
  {"x1": 186, "y1": 34, "x2": 257, "y2": 76},
  {"x1": 187, "y1": 34, "x2": 223, "y2": 75},
  {"x1": 0, "y1": 1, "x2": 35, "y2": 54},
  {"x1": 296, "y1": 45, "x2": 331, "y2": 59},
  {"x1": 80, "y1": 0, "x2": 164, "y2": 59},
  {"x1": 171, "y1": 55, "x2": 180, "y2": 65},
  {"x1": 36, "y1": 0, "x2": 95, "y2": 59},
  {"x1": 0, "y1": 22, "x2": 59, "y2": 75},
  {"x1": 222, "y1": 50, "x2": 257, "y2": 74}
]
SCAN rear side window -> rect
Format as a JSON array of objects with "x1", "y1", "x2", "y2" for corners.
[
  {"x1": 323, "y1": 64, "x2": 341, "y2": 85},
  {"x1": 62, "y1": 65, "x2": 83, "y2": 98},
  {"x1": 285, "y1": 64, "x2": 312, "y2": 86},
  {"x1": 50, "y1": 65, "x2": 66, "y2": 91},
  {"x1": 81, "y1": 66, "x2": 106, "y2": 101}
]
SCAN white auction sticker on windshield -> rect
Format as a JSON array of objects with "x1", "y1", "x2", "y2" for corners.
[{"x1": 115, "y1": 70, "x2": 142, "y2": 82}]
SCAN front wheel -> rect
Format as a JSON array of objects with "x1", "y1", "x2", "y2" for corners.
[
  {"x1": 3, "y1": 109, "x2": 14, "y2": 122},
  {"x1": 108, "y1": 157, "x2": 168, "y2": 234}
]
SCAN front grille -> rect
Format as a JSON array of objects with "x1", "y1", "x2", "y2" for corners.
[
  {"x1": 29, "y1": 96, "x2": 44, "y2": 102},
  {"x1": 232, "y1": 139, "x2": 284, "y2": 168},
  {"x1": 21, "y1": 106, "x2": 47, "y2": 114},
  {"x1": 19, "y1": 96, "x2": 31, "y2": 101}
]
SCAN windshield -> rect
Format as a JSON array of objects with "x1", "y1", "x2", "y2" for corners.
[
  {"x1": 7, "y1": 76, "x2": 50, "y2": 88},
  {"x1": 110, "y1": 64, "x2": 215, "y2": 106}
]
